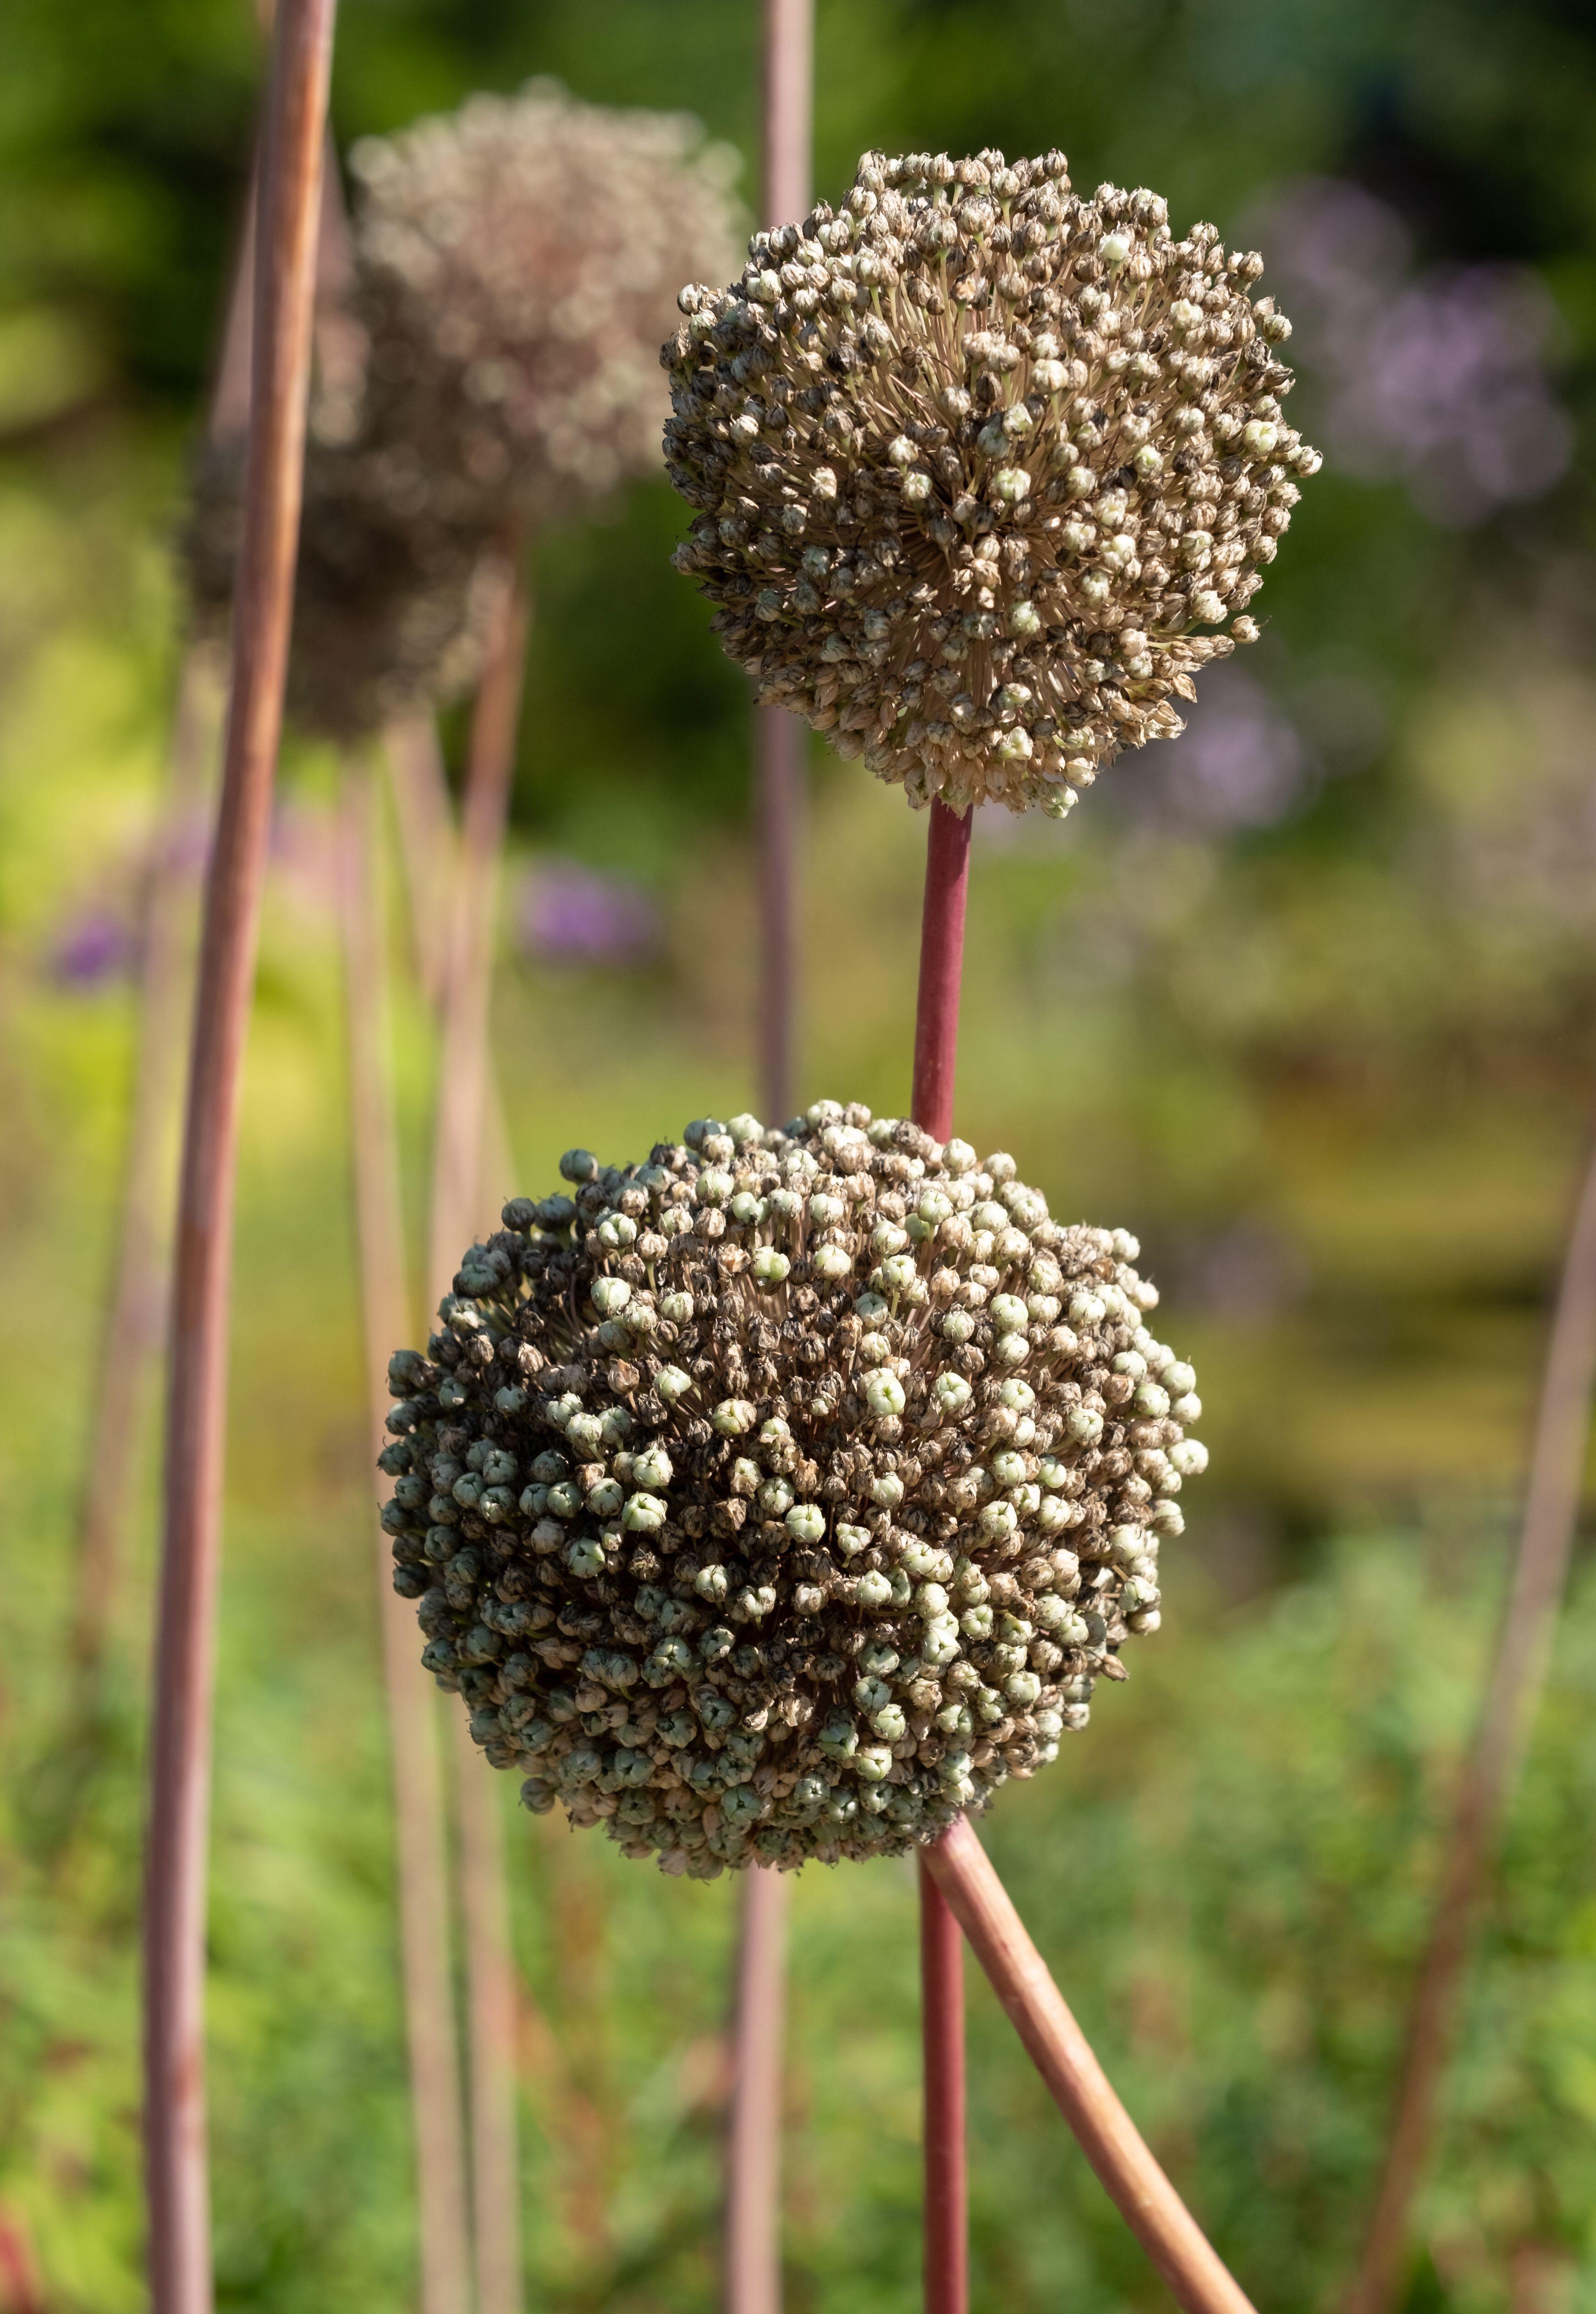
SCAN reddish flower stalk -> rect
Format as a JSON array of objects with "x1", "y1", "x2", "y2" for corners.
[
  {"x1": 726, "y1": 9, "x2": 812, "y2": 2310},
  {"x1": 425, "y1": 568, "x2": 533, "y2": 2314},
  {"x1": 336, "y1": 764, "x2": 473, "y2": 2314},
  {"x1": 918, "y1": 1852, "x2": 969, "y2": 2314},
  {"x1": 69, "y1": 652, "x2": 213, "y2": 1690},
  {"x1": 67, "y1": 24, "x2": 289, "y2": 1702},
  {"x1": 1342, "y1": 1129, "x2": 1596, "y2": 2314},
  {"x1": 386, "y1": 718, "x2": 457, "y2": 1008},
  {"x1": 910, "y1": 799, "x2": 974, "y2": 2314},
  {"x1": 725, "y1": 1849, "x2": 788, "y2": 2314},
  {"x1": 425, "y1": 567, "x2": 529, "y2": 1302},
  {"x1": 143, "y1": 0, "x2": 338, "y2": 2304},
  {"x1": 454, "y1": 1709, "x2": 523, "y2": 2314},
  {"x1": 925, "y1": 1815, "x2": 1256, "y2": 2314}
]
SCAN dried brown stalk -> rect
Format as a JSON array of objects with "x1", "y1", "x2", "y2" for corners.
[
  {"x1": 454, "y1": 1709, "x2": 523, "y2": 2314},
  {"x1": 336, "y1": 762, "x2": 473, "y2": 2314},
  {"x1": 1342, "y1": 1132, "x2": 1596, "y2": 2314},
  {"x1": 143, "y1": 0, "x2": 337, "y2": 2303},
  {"x1": 69, "y1": 651, "x2": 214, "y2": 1688},
  {"x1": 726, "y1": 13, "x2": 813, "y2": 2309},
  {"x1": 386, "y1": 718, "x2": 457, "y2": 1007},
  {"x1": 925, "y1": 1814, "x2": 1256, "y2": 2314},
  {"x1": 425, "y1": 569, "x2": 533, "y2": 2314},
  {"x1": 425, "y1": 568, "x2": 529, "y2": 1297}
]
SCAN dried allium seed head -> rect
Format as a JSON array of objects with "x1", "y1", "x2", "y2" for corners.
[
  {"x1": 183, "y1": 438, "x2": 512, "y2": 741},
  {"x1": 381, "y1": 1103, "x2": 1207, "y2": 1876},
  {"x1": 662, "y1": 149, "x2": 1319, "y2": 818},
  {"x1": 351, "y1": 81, "x2": 743, "y2": 526}
]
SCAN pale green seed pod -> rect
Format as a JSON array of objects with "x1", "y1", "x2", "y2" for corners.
[{"x1": 864, "y1": 1372, "x2": 906, "y2": 1418}]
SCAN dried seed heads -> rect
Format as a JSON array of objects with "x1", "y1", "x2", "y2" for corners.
[
  {"x1": 184, "y1": 81, "x2": 740, "y2": 741},
  {"x1": 662, "y1": 148, "x2": 1319, "y2": 818},
  {"x1": 352, "y1": 80, "x2": 742, "y2": 525},
  {"x1": 184, "y1": 439, "x2": 513, "y2": 742},
  {"x1": 381, "y1": 1102, "x2": 1207, "y2": 1876}
]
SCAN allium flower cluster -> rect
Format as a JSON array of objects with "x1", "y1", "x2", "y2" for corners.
[
  {"x1": 184, "y1": 439, "x2": 512, "y2": 741},
  {"x1": 351, "y1": 81, "x2": 741, "y2": 525},
  {"x1": 380, "y1": 1103, "x2": 1206, "y2": 1876},
  {"x1": 663, "y1": 148, "x2": 1319, "y2": 817}
]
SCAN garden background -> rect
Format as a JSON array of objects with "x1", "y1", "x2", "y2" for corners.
[{"x1": 5, "y1": 0, "x2": 1596, "y2": 2308}]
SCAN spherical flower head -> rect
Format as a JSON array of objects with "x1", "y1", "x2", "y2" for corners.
[
  {"x1": 380, "y1": 1103, "x2": 1207, "y2": 1876},
  {"x1": 351, "y1": 80, "x2": 742, "y2": 525},
  {"x1": 183, "y1": 436, "x2": 512, "y2": 741},
  {"x1": 662, "y1": 148, "x2": 1318, "y2": 818}
]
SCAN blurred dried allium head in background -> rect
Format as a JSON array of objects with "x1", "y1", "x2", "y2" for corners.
[
  {"x1": 664, "y1": 147, "x2": 1319, "y2": 819},
  {"x1": 351, "y1": 81, "x2": 742, "y2": 526},
  {"x1": 183, "y1": 438, "x2": 513, "y2": 741},
  {"x1": 380, "y1": 1103, "x2": 1205, "y2": 1874}
]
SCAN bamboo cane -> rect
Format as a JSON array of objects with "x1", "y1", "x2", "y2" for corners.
[
  {"x1": 143, "y1": 0, "x2": 337, "y2": 2304},
  {"x1": 1341, "y1": 1130, "x2": 1596, "y2": 2314}
]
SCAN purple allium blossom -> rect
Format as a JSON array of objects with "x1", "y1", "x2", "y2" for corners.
[
  {"x1": 516, "y1": 859, "x2": 659, "y2": 966},
  {"x1": 1260, "y1": 179, "x2": 1570, "y2": 526}
]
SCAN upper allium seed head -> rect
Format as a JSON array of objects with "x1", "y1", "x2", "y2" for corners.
[
  {"x1": 661, "y1": 148, "x2": 1318, "y2": 818},
  {"x1": 352, "y1": 80, "x2": 742, "y2": 525},
  {"x1": 185, "y1": 83, "x2": 738, "y2": 741},
  {"x1": 382, "y1": 1104, "x2": 1205, "y2": 1876}
]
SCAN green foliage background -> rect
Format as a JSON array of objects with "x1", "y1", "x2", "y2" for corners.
[{"x1": 4, "y1": 0, "x2": 1596, "y2": 2308}]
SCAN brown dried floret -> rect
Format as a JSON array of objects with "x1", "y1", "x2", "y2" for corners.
[{"x1": 183, "y1": 437, "x2": 512, "y2": 741}]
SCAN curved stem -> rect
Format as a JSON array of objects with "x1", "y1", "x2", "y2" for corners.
[
  {"x1": 1341, "y1": 1128, "x2": 1596, "y2": 2314},
  {"x1": 925, "y1": 1816, "x2": 1256, "y2": 2314},
  {"x1": 143, "y1": 1, "x2": 336, "y2": 2305}
]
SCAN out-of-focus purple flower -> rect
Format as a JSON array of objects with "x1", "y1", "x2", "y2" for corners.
[
  {"x1": 1260, "y1": 179, "x2": 1571, "y2": 525},
  {"x1": 50, "y1": 906, "x2": 138, "y2": 989},
  {"x1": 516, "y1": 859, "x2": 659, "y2": 967},
  {"x1": 980, "y1": 662, "x2": 1318, "y2": 848},
  {"x1": 1133, "y1": 664, "x2": 1308, "y2": 831}
]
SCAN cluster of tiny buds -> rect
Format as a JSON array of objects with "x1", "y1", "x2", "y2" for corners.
[
  {"x1": 379, "y1": 1102, "x2": 1207, "y2": 1875},
  {"x1": 351, "y1": 80, "x2": 741, "y2": 526},
  {"x1": 663, "y1": 146, "x2": 1317, "y2": 817},
  {"x1": 182, "y1": 436, "x2": 513, "y2": 742}
]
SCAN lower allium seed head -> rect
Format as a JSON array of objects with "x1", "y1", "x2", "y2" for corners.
[
  {"x1": 381, "y1": 1105, "x2": 1206, "y2": 1875},
  {"x1": 661, "y1": 148, "x2": 1318, "y2": 817}
]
